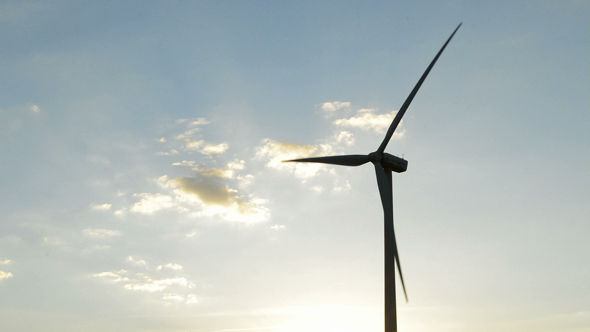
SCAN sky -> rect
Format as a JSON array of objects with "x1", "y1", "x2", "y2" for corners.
[{"x1": 0, "y1": 1, "x2": 588, "y2": 331}]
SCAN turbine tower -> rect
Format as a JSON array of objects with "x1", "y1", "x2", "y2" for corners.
[{"x1": 284, "y1": 24, "x2": 461, "y2": 332}]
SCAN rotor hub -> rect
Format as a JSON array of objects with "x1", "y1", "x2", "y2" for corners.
[{"x1": 368, "y1": 151, "x2": 382, "y2": 163}]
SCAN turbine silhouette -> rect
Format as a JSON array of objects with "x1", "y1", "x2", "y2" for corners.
[{"x1": 284, "y1": 24, "x2": 461, "y2": 332}]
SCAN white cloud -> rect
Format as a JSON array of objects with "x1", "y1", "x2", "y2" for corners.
[
  {"x1": 130, "y1": 193, "x2": 178, "y2": 214},
  {"x1": 90, "y1": 203, "x2": 112, "y2": 211},
  {"x1": 176, "y1": 117, "x2": 209, "y2": 126},
  {"x1": 30, "y1": 104, "x2": 40, "y2": 113},
  {"x1": 192, "y1": 167, "x2": 234, "y2": 179},
  {"x1": 176, "y1": 138, "x2": 229, "y2": 156},
  {"x1": 227, "y1": 159, "x2": 245, "y2": 170},
  {"x1": 186, "y1": 294, "x2": 198, "y2": 304},
  {"x1": 94, "y1": 267, "x2": 200, "y2": 304},
  {"x1": 311, "y1": 185, "x2": 324, "y2": 193},
  {"x1": 0, "y1": 271, "x2": 14, "y2": 280},
  {"x1": 255, "y1": 139, "x2": 334, "y2": 178},
  {"x1": 162, "y1": 293, "x2": 185, "y2": 302},
  {"x1": 237, "y1": 174, "x2": 255, "y2": 189},
  {"x1": 333, "y1": 108, "x2": 405, "y2": 137},
  {"x1": 320, "y1": 101, "x2": 351, "y2": 113},
  {"x1": 335, "y1": 131, "x2": 355, "y2": 146},
  {"x1": 270, "y1": 225, "x2": 285, "y2": 230},
  {"x1": 172, "y1": 160, "x2": 196, "y2": 167},
  {"x1": 167, "y1": 175, "x2": 270, "y2": 223},
  {"x1": 123, "y1": 276, "x2": 192, "y2": 292},
  {"x1": 189, "y1": 118, "x2": 209, "y2": 126},
  {"x1": 126, "y1": 256, "x2": 148, "y2": 267},
  {"x1": 172, "y1": 119, "x2": 229, "y2": 157},
  {"x1": 83, "y1": 228, "x2": 121, "y2": 237},
  {"x1": 186, "y1": 230, "x2": 199, "y2": 238},
  {"x1": 93, "y1": 270, "x2": 130, "y2": 283},
  {"x1": 199, "y1": 142, "x2": 229, "y2": 156},
  {"x1": 0, "y1": 259, "x2": 13, "y2": 265},
  {"x1": 157, "y1": 263, "x2": 183, "y2": 271},
  {"x1": 126, "y1": 166, "x2": 269, "y2": 222},
  {"x1": 181, "y1": 138, "x2": 204, "y2": 151},
  {"x1": 157, "y1": 149, "x2": 180, "y2": 156}
]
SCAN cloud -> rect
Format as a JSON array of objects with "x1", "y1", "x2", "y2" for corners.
[
  {"x1": 186, "y1": 294, "x2": 198, "y2": 304},
  {"x1": 192, "y1": 167, "x2": 234, "y2": 179},
  {"x1": 171, "y1": 118, "x2": 229, "y2": 156},
  {"x1": 162, "y1": 293, "x2": 198, "y2": 305},
  {"x1": 237, "y1": 174, "x2": 255, "y2": 189},
  {"x1": 172, "y1": 160, "x2": 195, "y2": 167},
  {"x1": 335, "y1": 131, "x2": 355, "y2": 146},
  {"x1": 126, "y1": 256, "x2": 148, "y2": 268},
  {"x1": 0, "y1": 259, "x2": 13, "y2": 265},
  {"x1": 176, "y1": 117, "x2": 209, "y2": 126},
  {"x1": 90, "y1": 203, "x2": 112, "y2": 211},
  {"x1": 162, "y1": 293, "x2": 185, "y2": 301},
  {"x1": 227, "y1": 159, "x2": 245, "y2": 170},
  {"x1": 190, "y1": 118, "x2": 209, "y2": 126},
  {"x1": 130, "y1": 193, "x2": 179, "y2": 214},
  {"x1": 255, "y1": 139, "x2": 334, "y2": 178},
  {"x1": 168, "y1": 174, "x2": 269, "y2": 222},
  {"x1": 157, "y1": 263, "x2": 183, "y2": 271},
  {"x1": 83, "y1": 228, "x2": 121, "y2": 237},
  {"x1": 94, "y1": 270, "x2": 194, "y2": 293},
  {"x1": 176, "y1": 138, "x2": 229, "y2": 156},
  {"x1": 333, "y1": 108, "x2": 405, "y2": 136},
  {"x1": 128, "y1": 166, "x2": 268, "y2": 222},
  {"x1": 199, "y1": 142, "x2": 229, "y2": 156},
  {"x1": 169, "y1": 176, "x2": 235, "y2": 206},
  {"x1": 320, "y1": 101, "x2": 351, "y2": 113},
  {"x1": 0, "y1": 271, "x2": 14, "y2": 281},
  {"x1": 186, "y1": 230, "x2": 199, "y2": 238}
]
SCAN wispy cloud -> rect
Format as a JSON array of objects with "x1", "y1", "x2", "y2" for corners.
[
  {"x1": 0, "y1": 258, "x2": 13, "y2": 281},
  {"x1": 168, "y1": 117, "x2": 230, "y2": 156},
  {"x1": 157, "y1": 263, "x2": 183, "y2": 270},
  {"x1": 90, "y1": 203, "x2": 112, "y2": 211},
  {"x1": 320, "y1": 101, "x2": 351, "y2": 113},
  {"x1": 126, "y1": 256, "x2": 148, "y2": 268},
  {"x1": 167, "y1": 174, "x2": 269, "y2": 222},
  {"x1": 0, "y1": 270, "x2": 13, "y2": 281},
  {"x1": 127, "y1": 164, "x2": 269, "y2": 222},
  {"x1": 130, "y1": 193, "x2": 180, "y2": 214},
  {"x1": 83, "y1": 228, "x2": 121, "y2": 237},
  {"x1": 255, "y1": 139, "x2": 332, "y2": 178},
  {"x1": 333, "y1": 108, "x2": 404, "y2": 135},
  {"x1": 93, "y1": 268, "x2": 197, "y2": 305}
]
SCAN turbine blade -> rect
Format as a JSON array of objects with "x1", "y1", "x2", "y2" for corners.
[
  {"x1": 394, "y1": 237, "x2": 409, "y2": 303},
  {"x1": 283, "y1": 154, "x2": 370, "y2": 166},
  {"x1": 377, "y1": 23, "x2": 462, "y2": 154},
  {"x1": 374, "y1": 163, "x2": 409, "y2": 303},
  {"x1": 374, "y1": 162, "x2": 393, "y2": 214}
]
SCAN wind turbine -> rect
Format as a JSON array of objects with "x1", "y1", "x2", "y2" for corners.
[{"x1": 284, "y1": 24, "x2": 461, "y2": 332}]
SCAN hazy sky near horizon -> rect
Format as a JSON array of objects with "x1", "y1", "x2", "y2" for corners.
[{"x1": 0, "y1": 1, "x2": 588, "y2": 331}]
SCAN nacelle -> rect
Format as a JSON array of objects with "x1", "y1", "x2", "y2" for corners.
[{"x1": 382, "y1": 153, "x2": 408, "y2": 173}]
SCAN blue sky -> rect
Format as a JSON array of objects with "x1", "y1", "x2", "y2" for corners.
[{"x1": 0, "y1": 1, "x2": 588, "y2": 331}]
